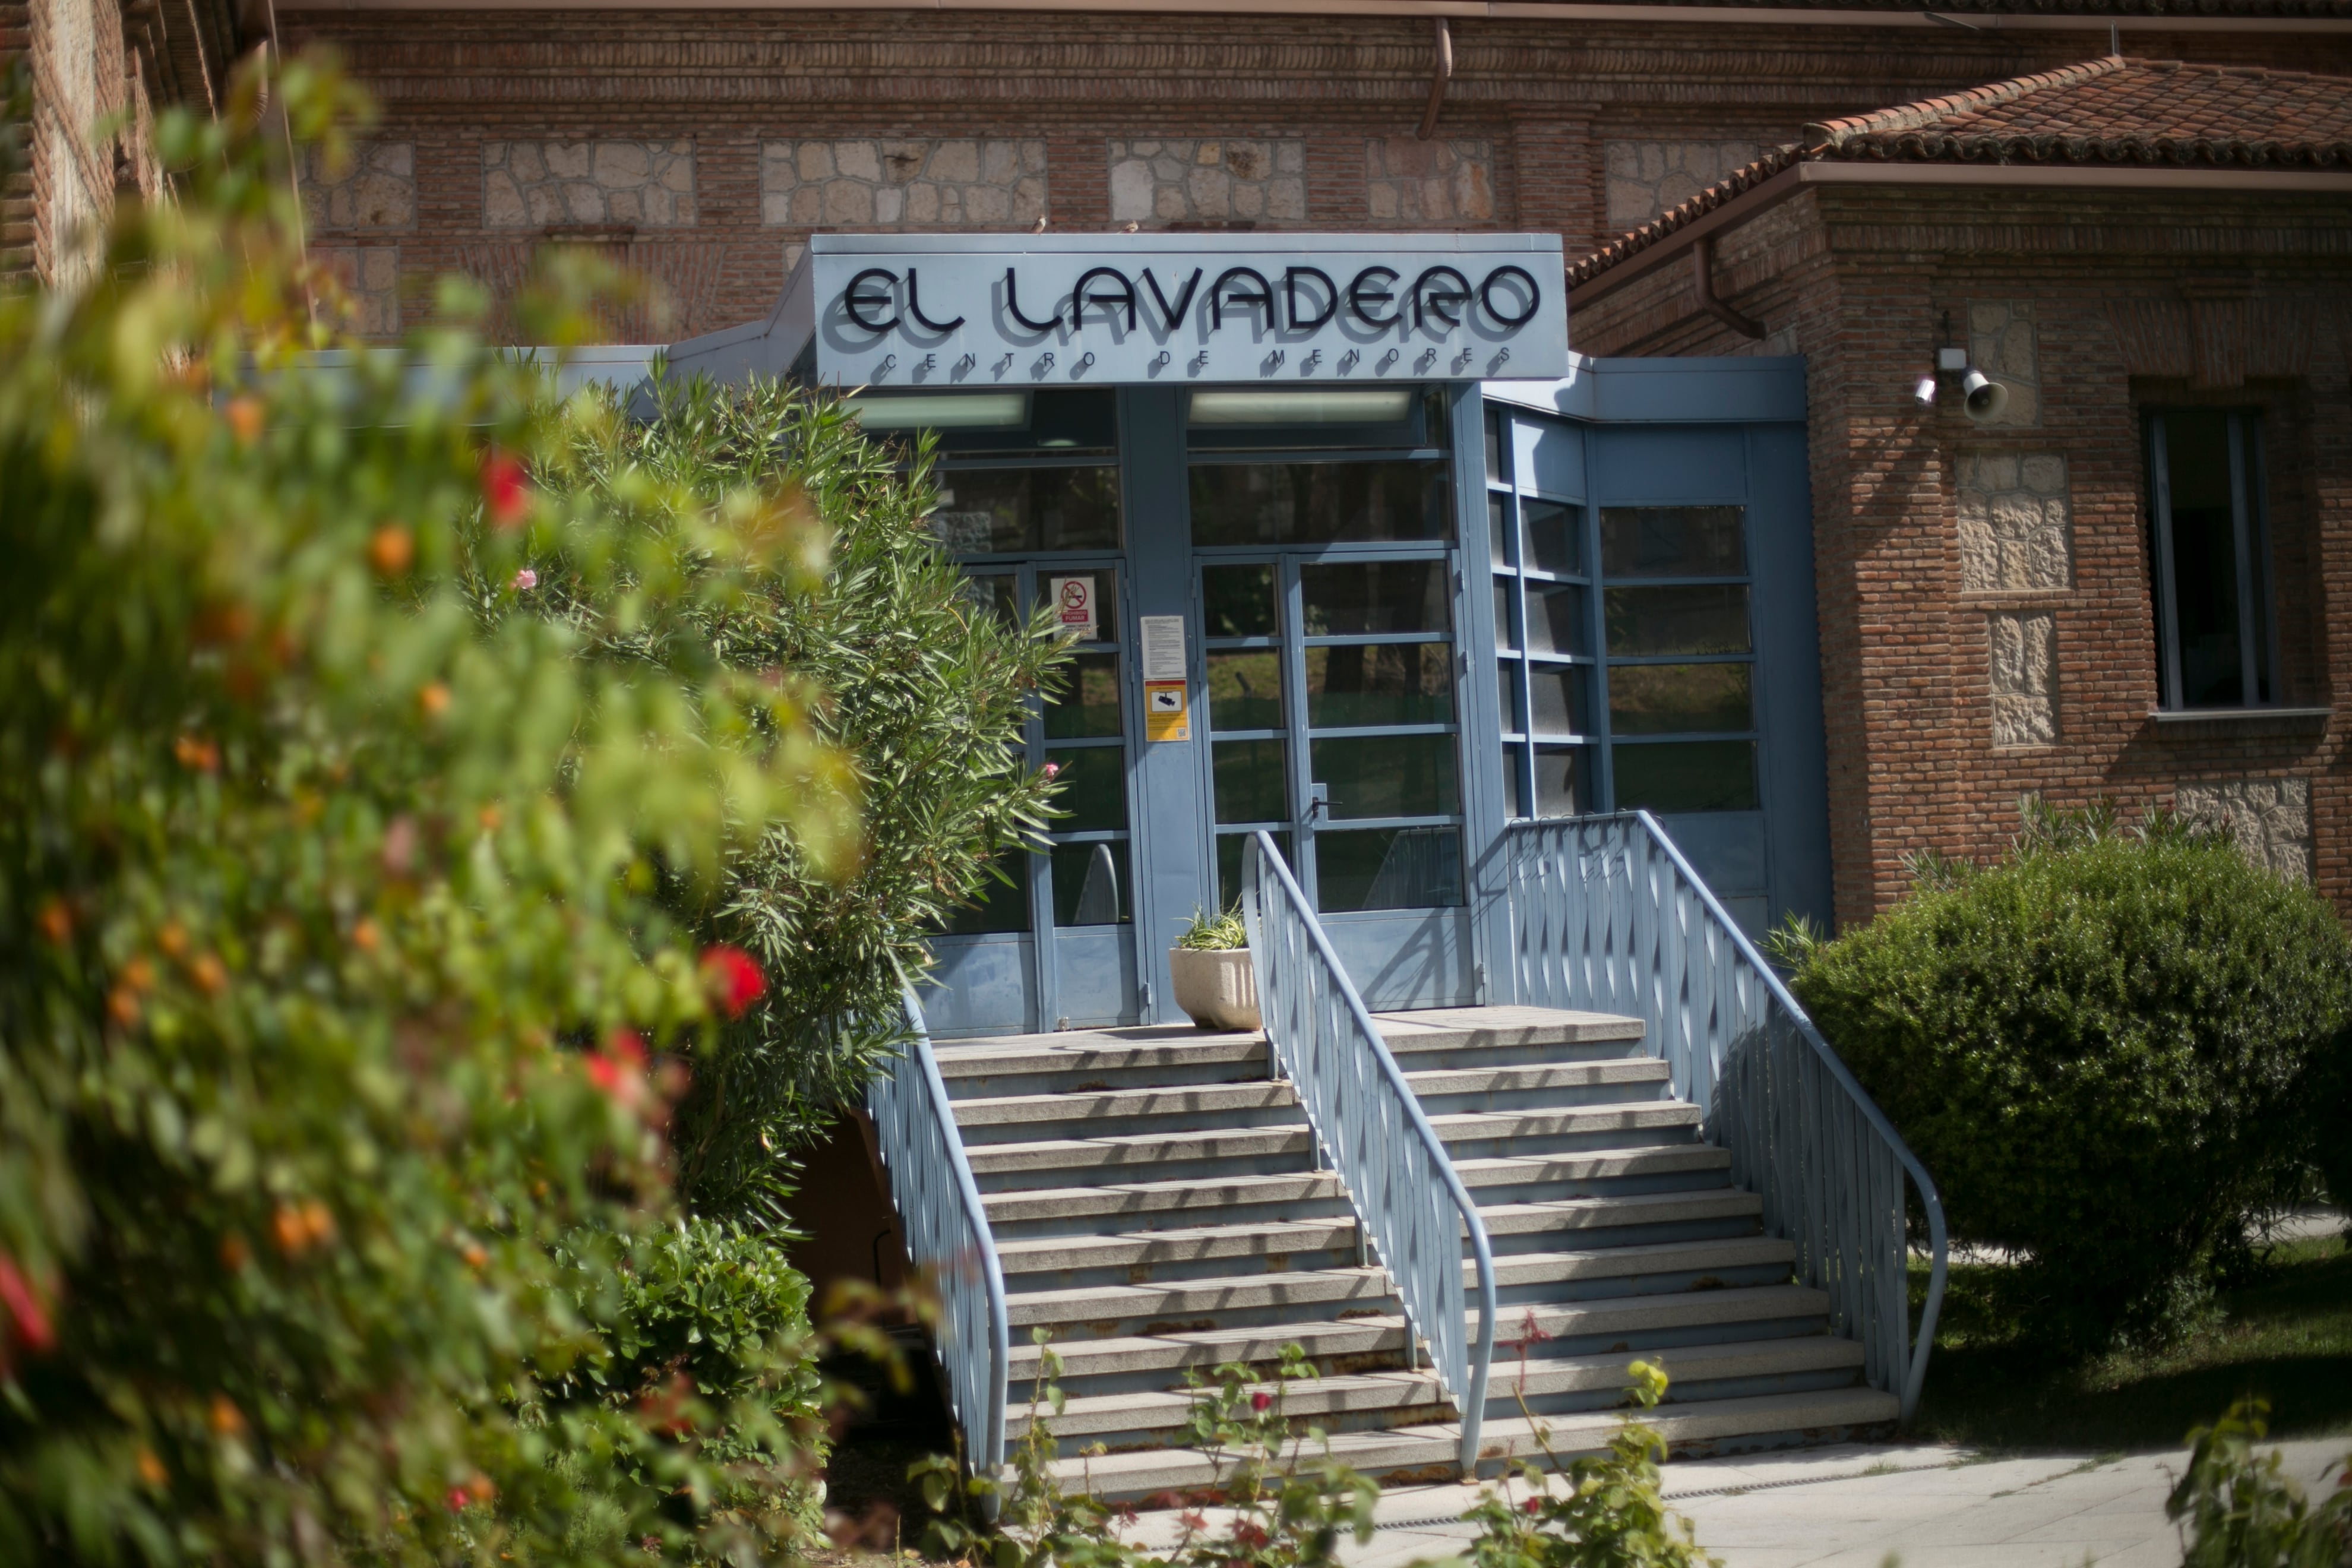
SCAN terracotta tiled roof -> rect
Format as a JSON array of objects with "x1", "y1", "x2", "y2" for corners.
[{"x1": 1568, "y1": 56, "x2": 2352, "y2": 287}]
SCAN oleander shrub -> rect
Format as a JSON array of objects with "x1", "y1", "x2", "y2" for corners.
[
  {"x1": 1779, "y1": 802, "x2": 2352, "y2": 1352},
  {"x1": 2169, "y1": 1399, "x2": 2352, "y2": 1568}
]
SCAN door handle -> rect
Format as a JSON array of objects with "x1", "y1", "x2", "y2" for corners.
[{"x1": 1305, "y1": 782, "x2": 1330, "y2": 826}]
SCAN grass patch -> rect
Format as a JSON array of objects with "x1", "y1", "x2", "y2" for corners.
[{"x1": 1909, "y1": 1232, "x2": 2352, "y2": 1453}]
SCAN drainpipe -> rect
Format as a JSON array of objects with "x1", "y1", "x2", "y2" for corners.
[
  {"x1": 1690, "y1": 235, "x2": 1765, "y2": 340},
  {"x1": 1417, "y1": 17, "x2": 1452, "y2": 141}
]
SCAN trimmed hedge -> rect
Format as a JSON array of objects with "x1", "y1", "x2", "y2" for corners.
[{"x1": 1784, "y1": 807, "x2": 2352, "y2": 1351}]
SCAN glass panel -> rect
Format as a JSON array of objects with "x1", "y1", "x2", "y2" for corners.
[
  {"x1": 1206, "y1": 650, "x2": 1284, "y2": 732},
  {"x1": 1528, "y1": 666, "x2": 1586, "y2": 737},
  {"x1": 1523, "y1": 582, "x2": 1589, "y2": 657},
  {"x1": 930, "y1": 466, "x2": 1121, "y2": 554},
  {"x1": 1608, "y1": 662, "x2": 1753, "y2": 735},
  {"x1": 1039, "y1": 567, "x2": 1119, "y2": 644},
  {"x1": 2162, "y1": 410, "x2": 2255, "y2": 707},
  {"x1": 1305, "y1": 644, "x2": 1453, "y2": 728},
  {"x1": 1302, "y1": 561, "x2": 1450, "y2": 636},
  {"x1": 960, "y1": 573, "x2": 1020, "y2": 631},
  {"x1": 1523, "y1": 498, "x2": 1580, "y2": 576},
  {"x1": 1190, "y1": 461, "x2": 1448, "y2": 546},
  {"x1": 1043, "y1": 652, "x2": 1123, "y2": 739},
  {"x1": 1051, "y1": 840, "x2": 1131, "y2": 926},
  {"x1": 1503, "y1": 744, "x2": 1528, "y2": 817},
  {"x1": 1487, "y1": 493, "x2": 1513, "y2": 565},
  {"x1": 1043, "y1": 747, "x2": 1127, "y2": 833},
  {"x1": 1484, "y1": 410, "x2": 1506, "y2": 484},
  {"x1": 1317, "y1": 827, "x2": 1464, "y2": 912},
  {"x1": 1606, "y1": 584, "x2": 1751, "y2": 656},
  {"x1": 1612, "y1": 741, "x2": 1758, "y2": 813},
  {"x1": 1599, "y1": 505, "x2": 1745, "y2": 578},
  {"x1": 1533, "y1": 745, "x2": 1589, "y2": 817},
  {"x1": 1311, "y1": 734, "x2": 1458, "y2": 818},
  {"x1": 1216, "y1": 830, "x2": 1296, "y2": 911},
  {"x1": 1497, "y1": 662, "x2": 1522, "y2": 734},
  {"x1": 1202, "y1": 564, "x2": 1279, "y2": 638},
  {"x1": 1493, "y1": 580, "x2": 1519, "y2": 651},
  {"x1": 1212, "y1": 738, "x2": 1289, "y2": 825},
  {"x1": 941, "y1": 848, "x2": 1030, "y2": 935}
]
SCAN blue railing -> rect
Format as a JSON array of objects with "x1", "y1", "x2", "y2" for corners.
[
  {"x1": 867, "y1": 975, "x2": 1011, "y2": 1496},
  {"x1": 1241, "y1": 831, "x2": 1500, "y2": 1472},
  {"x1": 1501, "y1": 813, "x2": 1948, "y2": 1424}
]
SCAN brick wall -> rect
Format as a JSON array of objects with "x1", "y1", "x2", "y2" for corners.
[
  {"x1": 274, "y1": 8, "x2": 2352, "y2": 342},
  {"x1": 1572, "y1": 184, "x2": 2352, "y2": 923}
]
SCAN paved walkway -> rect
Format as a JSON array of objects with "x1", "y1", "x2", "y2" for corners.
[{"x1": 1126, "y1": 1439, "x2": 2350, "y2": 1568}]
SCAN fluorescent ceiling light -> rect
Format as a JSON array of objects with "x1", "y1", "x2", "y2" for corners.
[
  {"x1": 1188, "y1": 388, "x2": 1415, "y2": 426},
  {"x1": 844, "y1": 392, "x2": 1028, "y2": 429}
]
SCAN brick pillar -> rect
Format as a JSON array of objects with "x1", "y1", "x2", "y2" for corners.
[
  {"x1": 1509, "y1": 109, "x2": 1598, "y2": 257},
  {"x1": 1046, "y1": 134, "x2": 1108, "y2": 229}
]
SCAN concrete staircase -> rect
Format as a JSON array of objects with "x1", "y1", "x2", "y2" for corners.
[{"x1": 931, "y1": 1004, "x2": 1898, "y2": 1503}]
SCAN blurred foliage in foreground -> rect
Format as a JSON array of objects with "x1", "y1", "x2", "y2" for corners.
[{"x1": 0, "y1": 52, "x2": 874, "y2": 1564}]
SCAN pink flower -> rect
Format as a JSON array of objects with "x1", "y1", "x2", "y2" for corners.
[
  {"x1": 584, "y1": 1029, "x2": 649, "y2": 1110},
  {"x1": 699, "y1": 945, "x2": 766, "y2": 1019},
  {"x1": 1042, "y1": 763, "x2": 1060, "y2": 780},
  {"x1": 447, "y1": 1488, "x2": 471, "y2": 1513},
  {"x1": 1250, "y1": 1390, "x2": 1271, "y2": 1412},
  {"x1": 480, "y1": 450, "x2": 530, "y2": 529},
  {"x1": 511, "y1": 568, "x2": 538, "y2": 592}
]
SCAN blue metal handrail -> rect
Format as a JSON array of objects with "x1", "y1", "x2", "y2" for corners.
[
  {"x1": 866, "y1": 972, "x2": 1011, "y2": 1497},
  {"x1": 1241, "y1": 831, "x2": 1500, "y2": 1474},
  {"x1": 1501, "y1": 813, "x2": 1947, "y2": 1424}
]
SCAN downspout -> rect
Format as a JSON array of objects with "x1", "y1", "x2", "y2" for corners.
[
  {"x1": 1689, "y1": 234, "x2": 1765, "y2": 340},
  {"x1": 1416, "y1": 17, "x2": 1451, "y2": 140}
]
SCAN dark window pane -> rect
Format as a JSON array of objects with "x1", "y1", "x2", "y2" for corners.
[
  {"x1": 1044, "y1": 747, "x2": 1127, "y2": 833},
  {"x1": 1605, "y1": 584, "x2": 1751, "y2": 656},
  {"x1": 1523, "y1": 582, "x2": 1588, "y2": 656},
  {"x1": 1612, "y1": 741, "x2": 1758, "y2": 813},
  {"x1": 2160, "y1": 410, "x2": 2261, "y2": 707},
  {"x1": 1207, "y1": 650, "x2": 1284, "y2": 732},
  {"x1": 1043, "y1": 652, "x2": 1123, "y2": 739},
  {"x1": 1216, "y1": 830, "x2": 1295, "y2": 910},
  {"x1": 941, "y1": 848, "x2": 1031, "y2": 935},
  {"x1": 1504, "y1": 744, "x2": 1528, "y2": 817},
  {"x1": 1305, "y1": 644, "x2": 1453, "y2": 728},
  {"x1": 1316, "y1": 827, "x2": 1463, "y2": 912},
  {"x1": 1493, "y1": 580, "x2": 1519, "y2": 651},
  {"x1": 1202, "y1": 564, "x2": 1279, "y2": 638},
  {"x1": 1487, "y1": 493, "x2": 1513, "y2": 565},
  {"x1": 1528, "y1": 666, "x2": 1586, "y2": 737},
  {"x1": 1213, "y1": 738, "x2": 1289, "y2": 825},
  {"x1": 1533, "y1": 745, "x2": 1589, "y2": 817},
  {"x1": 1608, "y1": 662, "x2": 1753, "y2": 735},
  {"x1": 931, "y1": 466, "x2": 1121, "y2": 554},
  {"x1": 1190, "y1": 462, "x2": 1447, "y2": 546},
  {"x1": 1311, "y1": 734, "x2": 1458, "y2": 819},
  {"x1": 1484, "y1": 410, "x2": 1506, "y2": 484},
  {"x1": 1599, "y1": 505, "x2": 1744, "y2": 578},
  {"x1": 1497, "y1": 663, "x2": 1522, "y2": 734},
  {"x1": 1302, "y1": 561, "x2": 1449, "y2": 636},
  {"x1": 1051, "y1": 840, "x2": 1131, "y2": 926},
  {"x1": 1523, "y1": 498, "x2": 1580, "y2": 576}
]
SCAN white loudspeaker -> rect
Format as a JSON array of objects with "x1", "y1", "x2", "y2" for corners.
[{"x1": 1962, "y1": 368, "x2": 2009, "y2": 423}]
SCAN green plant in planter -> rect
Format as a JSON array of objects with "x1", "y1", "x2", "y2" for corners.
[{"x1": 1176, "y1": 905, "x2": 1249, "y2": 952}]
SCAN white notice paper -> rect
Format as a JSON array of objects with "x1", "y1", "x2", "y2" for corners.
[{"x1": 1139, "y1": 615, "x2": 1187, "y2": 682}]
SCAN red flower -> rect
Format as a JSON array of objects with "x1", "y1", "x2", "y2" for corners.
[
  {"x1": 480, "y1": 450, "x2": 531, "y2": 529},
  {"x1": 584, "y1": 1029, "x2": 649, "y2": 1110},
  {"x1": 1250, "y1": 1390, "x2": 1271, "y2": 1412},
  {"x1": 0, "y1": 1256, "x2": 55, "y2": 1354},
  {"x1": 1523, "y1": 1496, "x2": 1542, "y2": 1516},
  {"x1": 699, "y1": 945, "x2": 766, "y2": 1019}
]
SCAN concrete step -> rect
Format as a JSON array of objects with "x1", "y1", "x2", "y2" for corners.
[
  {"x1": 965, "y1": 1125, "x2": 1315, "y2": 1188},
  {"x1": 1451, "y1": 1144, "x2": 1735, "y2": 1202},
  {"x1": 1004, "y1": 1335, "x2": 1867, "y2": 1442},
  {"x1": 1430, "y1": 1103, "x2": 1704, "y2": 1157},
  {"x1": 1031, "y1": 1385, "x2": 1901, "y2": 1498},
  {"x1": 1481, "y1": 1235, "x2": 1796, "y2": 1302},
  {"x1": 1401, "y1": 1058, "x2": 1673, "y2": 1109},
  {"x1": 1376, "y1": 1006, "x2": 1647, "y2": 1066},
  {"x1": 995, "y1": 1218, "x2": 1362, "y2": 1283},
  {"x1": 1006, "y1": 1282, "x2": 1834, "y2": 1390},
  {"x1": 952, "y1": 1080, "x2": 1303, "y2": 1143},
  {"x1": 1004, "y1": 1264, "x2": 1393, "y2": 1335},
  {"x1": 982, "y1": 1171, "x2": 1349, "y2": 1237},
  {"x1": 931, "y1": 1028, "x2": 1269, "y2": 1099},
  {"x1": 1472, "y1": 1188, "x2": 1764, "y2": 1254}
]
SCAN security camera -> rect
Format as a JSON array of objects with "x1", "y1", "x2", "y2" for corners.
[{"x1": 1961, "y1": 368, "x2": 2009, "y2": 423}]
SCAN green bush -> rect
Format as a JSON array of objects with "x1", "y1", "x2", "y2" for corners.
[
  {"x1": 1782, "y1": 803, "x2": 2352, "y2": 1351},
  {"x1": 2169, "y1": 1399, "x2": 2352, "y2": 1567}
]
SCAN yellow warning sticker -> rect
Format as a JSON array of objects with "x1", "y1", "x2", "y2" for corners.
[{"x1": 1143, "y1": 680, "x2": 1190, "y2": 742}]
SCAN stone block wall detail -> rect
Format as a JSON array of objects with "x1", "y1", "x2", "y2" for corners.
[
  {"x1": 1956, "y1": 451, "x2": 2071, "y2": 593},
  {"x1": 1603, "y1": 140, "x2": 1760, "y2": 232},
  {"x1": 1364, "y1": 138, "x2": 1494, "y2": 225},
  {"x1": 315, "y1": 244, "x2": 400, "y2": 338},
  {"x1": 1967, "y1": 299, "x2": 2041, "y2": 427},
  {"x1": 482, "y1": 141, "x2": 697, "y2": 229},
  {"x1": 760, "y1": 140, "x2": 1047, "y2": 229},
  {"x1": 1107, "y1": 138, "x2": 1305, "y2": 227},
  {"x1": 2176, "y1": 777, "x2": 2313, "y2": 882},
  {"x1": 1987, "y1": 610, "x2": 2057, "y2": 748},
  {"x1": 300, "y1": 140, "x2": 415, "y2": 231}
]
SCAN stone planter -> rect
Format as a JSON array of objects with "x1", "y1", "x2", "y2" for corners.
[{"x1": 1168, "y1": 946, "x2": 1260, "y2": 1032}]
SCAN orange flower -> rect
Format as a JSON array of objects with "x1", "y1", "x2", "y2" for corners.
[
  {"x1": 173, "y1": 735, "x2": 221, "y2": 773},
  {"x1": 225, "y1": 396, "x2": 264, "y2": 445},
  {"x1": 351, "y1": 918, "x2": 380, "y2": 954},
  {"x1": 417, "y1": 682, "x2": 450, "y2": 719},
  {"x1": 121, "y1": 956, "x2": 156, "y2": 993},
  {"x1": 36, "y1": 899, "x2": 71, "y2": 945},
  {"x1": 368, "y1": 524, "x2": 415, "y2": 578},
  {"x1": 135, "y1": 1448, "x2": 169, "y2": 1487},
  {"x1": 188, "y1": 953, "x2": 227, "y2": 995},
  {"x1": 207, "y1": 1394, "x2": 244, "y2": 1437},
  {"x1": 106, "y1": 987, "x2": 141, "y2": 1027},
  {"x1": 156, "y1": 921, "x2": 188, "y2": 959},
  {"x1": 218, "y1": 1233, "x2": 251, "y2": 1270}
]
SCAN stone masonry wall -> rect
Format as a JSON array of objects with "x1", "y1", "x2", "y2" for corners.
[
  {"x1": 482, "y1": 140, "x2": 697, "y2": 229},
  {"x1": 761, "y1": 139, "x2": 1047, "y2": 229},
  {"x1": 1364, "y1": 137, "x2": 1496, "y2": 225},
  {"x1": 1107, "y1": 138, "x2": 1306, "y2": 227},
  {"x1": 1604, "y1": 139, "x2": 1763, "y2": 233}
]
